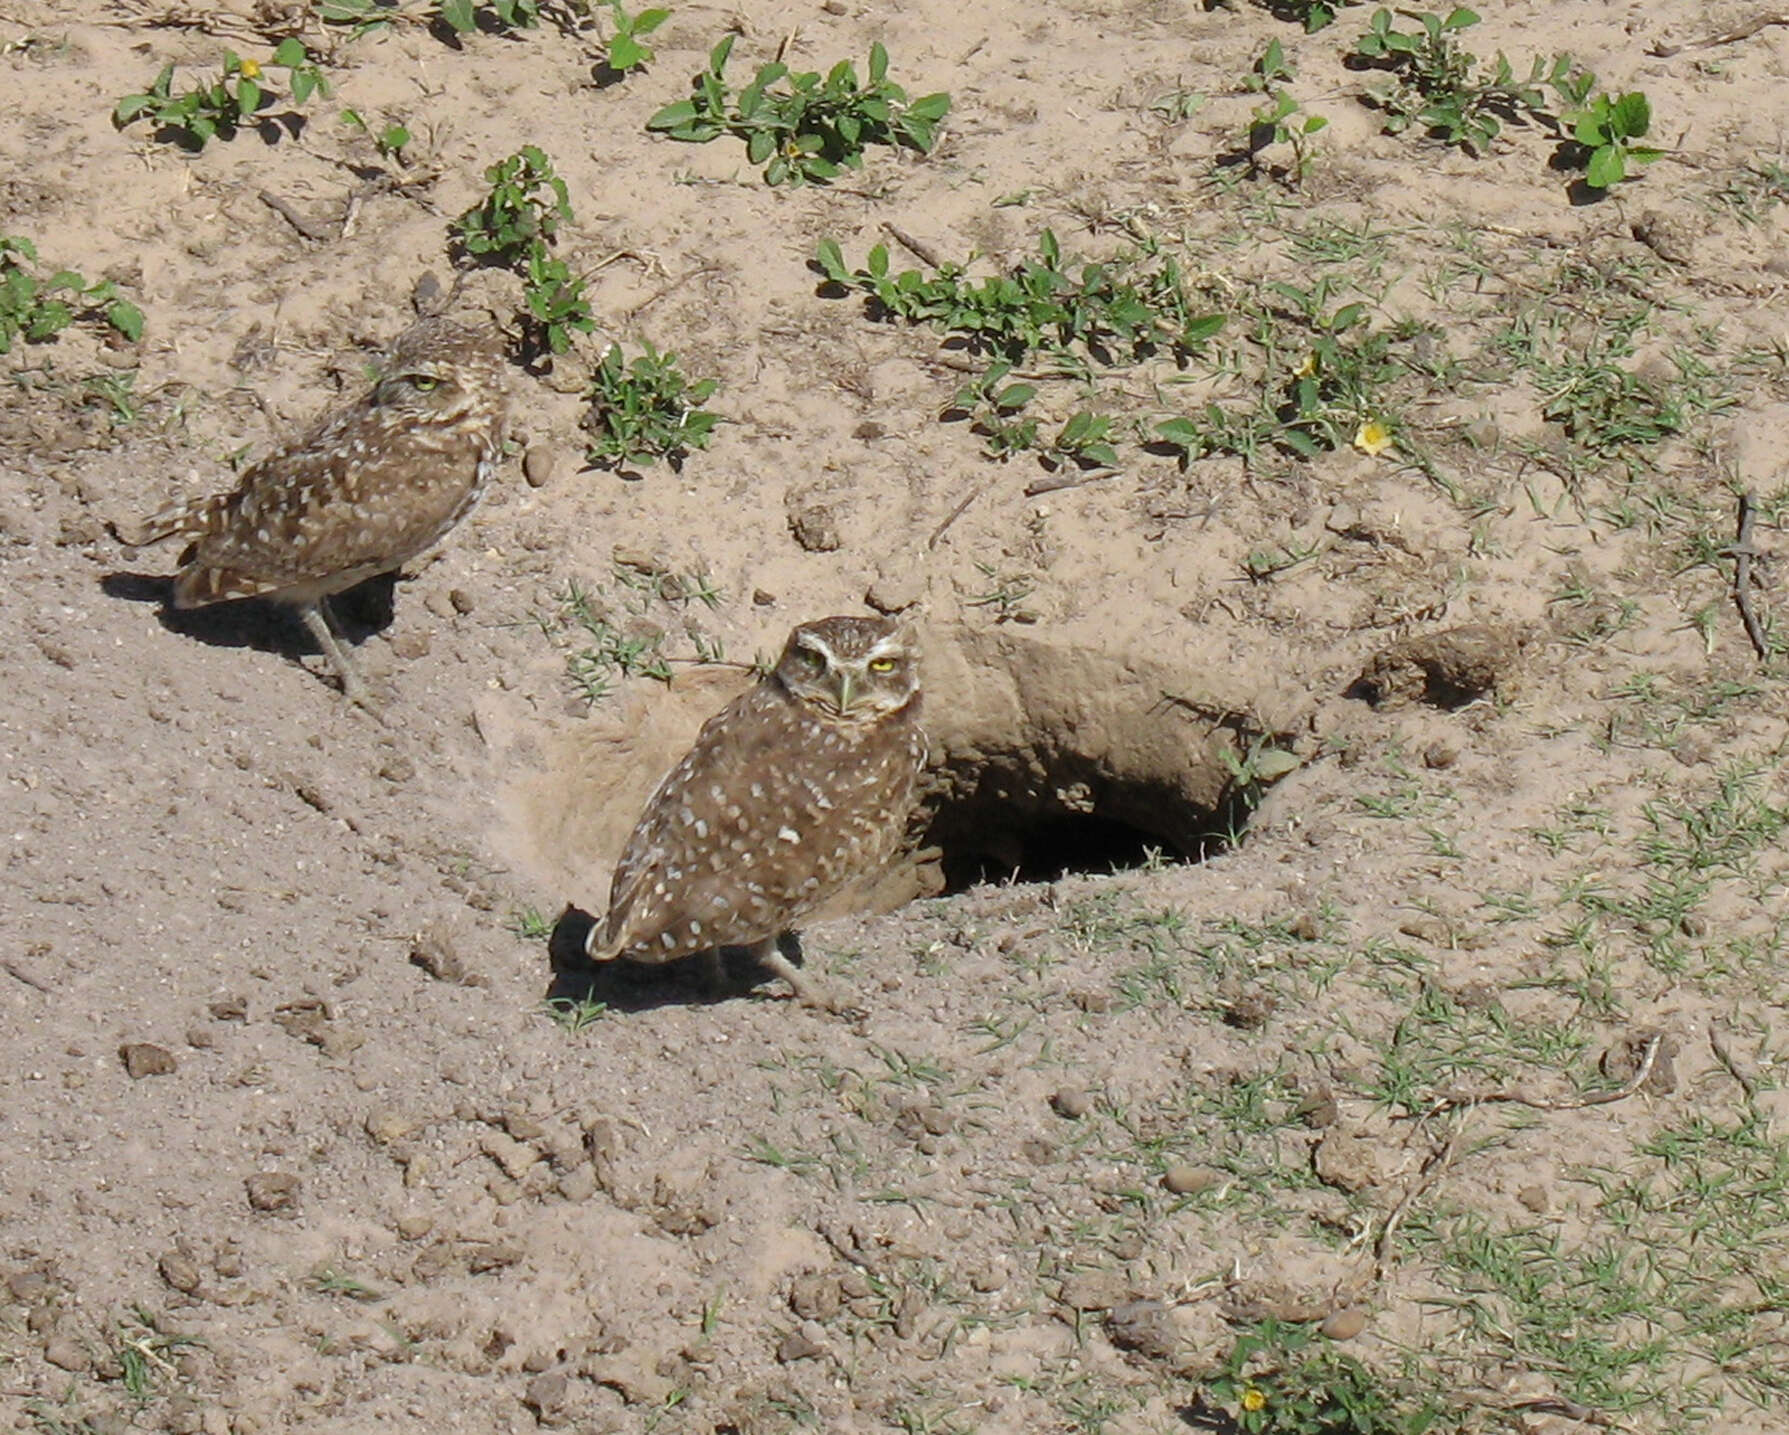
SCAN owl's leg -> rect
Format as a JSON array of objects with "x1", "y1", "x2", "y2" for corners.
[
  {"x1": 298, "y1": 600, "x2": 374, "y2": 710},
  {"x1": 744, "y1": 936, "x2": 861, "y2": 1017}
]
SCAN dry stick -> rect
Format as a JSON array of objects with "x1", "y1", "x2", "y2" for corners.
[
  {"x1": 258, "y1": 190, "x2": 336, "y2": 243},
  {"x1": 883, "y1": 222, "x2": 947, "y2": 269},
  {"x1": 2, "y1": 960, "x2": 52, "y2": 994},
  {"x1": 1730, "y1": 489, "x2": 1770, "y2": 663},
  {"x1": 1024, "y1": 468, "x2": 1120, "y2": 497},
  {"x1": 1373, "y1": 1127, "x2": 1462, "y2": 1280},
  {"x1": 1689, "y1": 11, "x2": 1789, "y2": 47},
  {"x1": 928, "y1": 482, "x2": 987, "y2": 549},
  {"x1": 1709, "y1": 1025, "x2": 1760, "y2": 1099},
  {"x1": 1415, "y1": 1031, "x2": 1664, "y2": 1120}
]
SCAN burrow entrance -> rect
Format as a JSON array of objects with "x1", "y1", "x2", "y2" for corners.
[{"x1": 899, "y1": 627, "x2": 1301, "y2": 900}]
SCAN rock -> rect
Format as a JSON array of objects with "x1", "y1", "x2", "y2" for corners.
[
  {"x1": 388, "y1": 631, "x2": 429, "y2": 660},
  {"x1": 1058, "y1": 1271, "x2": 1132, "y2": 1312},
  {"x1": 43, "y1": 1334, "x2": 91, "y2": 1372},
  {"x1": 364, "y1": 1109, "x2": 418, "y2": 1145},
  {"x1": 480, "y1": 1132, "x2": 539, "y2": 1180},
  {"x1": 789, "y1": 1273, "x2": 841, "y2": 1320},
  {"x1": 1313, "y1": 1131, "x2": 1381, "y2": 1193},
  {"x1": 120, "y1": 1043, "x2": 177, "y2": 1078},
  {"x1": 787, "y1": 502, "x2": 842, "y2": 553},
  {"x1": 208, "y1": 996, "x2": 248, "y2": 1022},
  {"x1": 465, "y1": 1241, "x2": 524, "y2": 1274},
  {"x1": 1106, "y1": 1299, "x2": 1181, "y2": 1361},
  {"x1": 158, "y1": 1249, "x2": 204, "y2": 1294},
  {"x1": 410, "y1": 922, "x2": 474, "y2": 984},
  {"x1": 448, "y1": 587, "x2": 476, "y2": 615},
  {"x1": 1162, "y1": 1163, "x2": 1221, "y2": 1195},
  {"x1": 1516, "y1": 1184, "x2": 1548, "y2": 1214},
  {"x1": 523, "y1": 1370, "x2": 570, "y2": 1422},
  {"x1": 522, "y1": 446, "x2": 559, "y2": 488},
  {"x1": 968, "y1": 1261, "x2": 1007, "y2": 1293},
  {"x1": 1422, "y1": 740, "x2": 1459, "y2": 770},
  {"x1": 1296, "y1": 1088, "x2": 1340, "y2": 1128},
  {"x1": 1050, "y1": 1088, "x2": 1093, "y2": 1119},
  {"x1": 865, "y1": 568, "x2": 924, "y2": 614},
  {"x1": 776, "y1": 1321, "x2": 830, "y2": 1363},
  {"x1": 244, "y1": 1172, "x2": 301, "y2": 1214},
  {"x1": 1322, "y1": 1307, "x2": 1369, "y2": 1341},
  {"x1": 583, "y1": 1352, "x2": 677, "y2": 1404},
  {"x1": 1219, "y1": 986, "x2": 1276, "y2": 1030},
  {"x1": 556, "y1": 1166, "x2": 599, "y2": 1202}
]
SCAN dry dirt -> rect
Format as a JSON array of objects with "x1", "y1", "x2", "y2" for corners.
[{"x1": 4, "y1": 1, "x2": 1789, "y2": 1433}]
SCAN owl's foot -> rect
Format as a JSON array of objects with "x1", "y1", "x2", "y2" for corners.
[
  {"x1": 751, "y1": 945, "x2": 865, "y2": 1020},
  {"x1": 299, "y1": 601, "x2": 382, "y2": 716}
]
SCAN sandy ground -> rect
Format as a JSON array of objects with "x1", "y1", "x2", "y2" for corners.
[{"x1": 4, "y1": 1, "x2": 1789, "y2": 1432}]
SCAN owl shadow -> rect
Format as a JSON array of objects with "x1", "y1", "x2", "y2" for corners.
[
  {"x1": 545, "y1": 905, "x2": 806, "y2": 1014},
  {"x1": 99, "y1": 570, "x2": 402, "y2": 661}
]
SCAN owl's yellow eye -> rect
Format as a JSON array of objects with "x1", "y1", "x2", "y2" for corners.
[
  {"x1": 868, "y1": 657, "x2": 896, "y2": 673},
  {"x1": 408, "y1": 375, "x2": 440, "y2": 393}
]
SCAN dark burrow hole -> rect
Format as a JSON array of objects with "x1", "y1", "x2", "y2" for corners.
[{"x1": 919, "y1": 763, "x2": 1253, "y2": 897}]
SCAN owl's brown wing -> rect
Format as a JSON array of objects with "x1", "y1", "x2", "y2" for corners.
[
  {"x1": 173, "y1": 424, "x2": 488, "y2": 608},
  {"x1": 599, "y1": 683, "x2": 833, "y2": 962}
]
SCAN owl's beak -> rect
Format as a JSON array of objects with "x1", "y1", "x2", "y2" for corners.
[{"x1": 832, "y1": 670, "x2": 857, "y2": 713}]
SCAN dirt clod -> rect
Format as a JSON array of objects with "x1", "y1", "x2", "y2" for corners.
[
  {"x1": 243, "y1": 1172, "x2": 301, "y2": 1214},
  {"x1": 120, "y1": 1042, "x2": 176, "y2": 1078},
  {"x1": 1350, "y1": 624, "x2": 1525, "y2": 709},
  {"x1": 1107, "y1": 1299, "x2": 1182, "y2": 1362},
  {"x1": 1050, "y1": 1088, "x2": 1093, "y2": 1119},
  {"x1": 1322, "y1": 1307, "x2": 1369, "y2": 1341},
  {"x1": 158, "y1": 1248, "x2": 203, "y2": 1294},
  {"x1": 1313, "y1": 1130, "x2": 1381, "y2": 1193}
]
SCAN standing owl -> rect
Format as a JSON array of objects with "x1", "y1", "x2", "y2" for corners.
[
  {"x1": 119, "y1": 317, "x2": 509, "y2": 705},
  {"x1": 587, "y1": 616, "x2": 926, "y2": 1012}
]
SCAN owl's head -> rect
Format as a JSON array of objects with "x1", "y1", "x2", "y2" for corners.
[
  {"x1": 370, "y1": 320, "x2": 506, "y2": 427},
  {"x1": 774, "y1": 616, "x2": 920, "y2": 723}
]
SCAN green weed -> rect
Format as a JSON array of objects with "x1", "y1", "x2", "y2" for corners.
[
  {"x1": 0, "y1": 236, "x2": 142, "y2": 353},
  {"x1": 648, "y1": 36, "x2": 949, "y2": 186},
  {"x1": 583, "y1": 341, "x2": 720, "y2": 470},
  {"x1": 453, "y1": 145, "x2": 570, "y2": 265},
  {"x1": 114, "y1": 40, "x2": 328, "y2": 150},
  {"x1": 1201, "y1": 1320, "x2": 1445, "y2": 1433},
  {"x1": 599, "y1": 0, "x2": 669, "y2": 74},
  {"x1": 1558, "y1": 85, "x2": 1664, "y2": 190}
]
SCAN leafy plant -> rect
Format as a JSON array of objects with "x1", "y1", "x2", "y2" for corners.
[
  {"x1": 600, "y1": 0, "x2": 669, "y2": 74},
  {"x1": 1267, "y1": 0, "x2": 1363, "y2": 31},
  {"x1": 1247, "y1": 89, "x2": 1328, "y2": 183},
  {"x1": 1244, "y1": 38, "x2": 1296, "y2": 93},
  {"x1": 647, "y1": 36, "x2": 950, "y2": 186},
  {"x1": 0, "y1": 236, "x2": 143, "y2": 354},
  {"x1": 1559, "y1": 88, "x2": 1662, "y2": 189},
  {"x1": 583, "y1": 342, "x2": 720, "y2": 470},
  {"x1": 947, "y1": 360, "x2": 1040, "y2": 459},
  {"x1": 1201, "y1": 1320, "x2": 1444, "y2": 1434},
  {"x1": 1352, "y1": 7, "x2": 1564, "y2": 154},
  {"x1": 114, "y1": 40, "x2": 329, "y2": 150},
  {"x1": 453, "y1": 145, "x2": 570, "y2": 265},
  {"x1": 1044, "y1": 410, "x2": 1119, "y2": 470},
  {"x1": 815, "y1": 230, "x2": 1225, "y2": 367},
  {"x1": 438, "y1": 0, "x2": 540, "y2": 33},
  {"x1": 341, "y1": 107, "x2": 410, "y2": 161},
  {"x1": 522, "y1": 246, "x2": 595, "y2": 356}
]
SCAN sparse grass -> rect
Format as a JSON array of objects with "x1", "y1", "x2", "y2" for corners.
[{"x1": 544, "y1": 994, "x2": 609, "y2": 1031}]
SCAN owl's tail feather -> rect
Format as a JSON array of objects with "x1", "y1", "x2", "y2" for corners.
[{"x1": 112, "y1": 493, "x2": 230, "y2": 548}]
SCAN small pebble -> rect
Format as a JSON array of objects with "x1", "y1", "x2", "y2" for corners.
[
  {"x1": 1321, "y1": 1307, "x2": 1369, "y2": 1341},
  {"x1": 522, "y1": 446, "x2": 558, "y2": 488},
  {"x1": 1050, "y1": 1088, "x2": 1093, "y2": 1119},
  {"x1": 1162, "y1": 1163, "x2": 1220, "y2": 1195}
]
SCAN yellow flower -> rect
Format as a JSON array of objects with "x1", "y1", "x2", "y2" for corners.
[
  {"x1": 1353, "y1": 418, "x2": 1395, "y2": 457},
  {"x1": 1241, "y1": 1387, "x2": 1267, "y2": 1412},
  {"x1": 238, "y1": 58, "x2": 261, "y2": 79},
  {"x1": 1293, "y1": 353, "x2": 1317, "y2": 379}
]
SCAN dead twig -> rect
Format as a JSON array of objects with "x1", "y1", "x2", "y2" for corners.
[
  {"x1": 2, "y1": 960, "x2": 52, "y2": 994},
  {"x1": 928, "y1": 482, "x2": 987, "y2": 549},
  {"x1": 1709, "y1": 1025, "x2": 1760, "y2": 1100},
  {"x1": 1727, "y1": 489, "x2": 1770, "y2": 663},
  {"x1": 1687, "y1": 12, "x2": 1789, "y2": 50},
  {"x1": 1373, "y1": 1127, "x2": 1462, "y2": 1279},
  {"x1": 1416, "y1": 1032, "x2": 1663, "y2": 1119},
  {"x1": 1024, "y1": 467, "x2": 1120, "y2": 496},
  {"x1": 882, "y1": 222, "x2": 947, "y2": 269},
  {"x1": 258, "y1": 190, "x2": 337, "y2": 244}
]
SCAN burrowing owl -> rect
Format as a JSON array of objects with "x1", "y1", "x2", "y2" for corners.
[
  {"x1": 586, "y1": 616, "x2": 926, "y2": 1012},
  {"x1": 120, "y1": 317, "x2": 508, "y2": 705}
]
